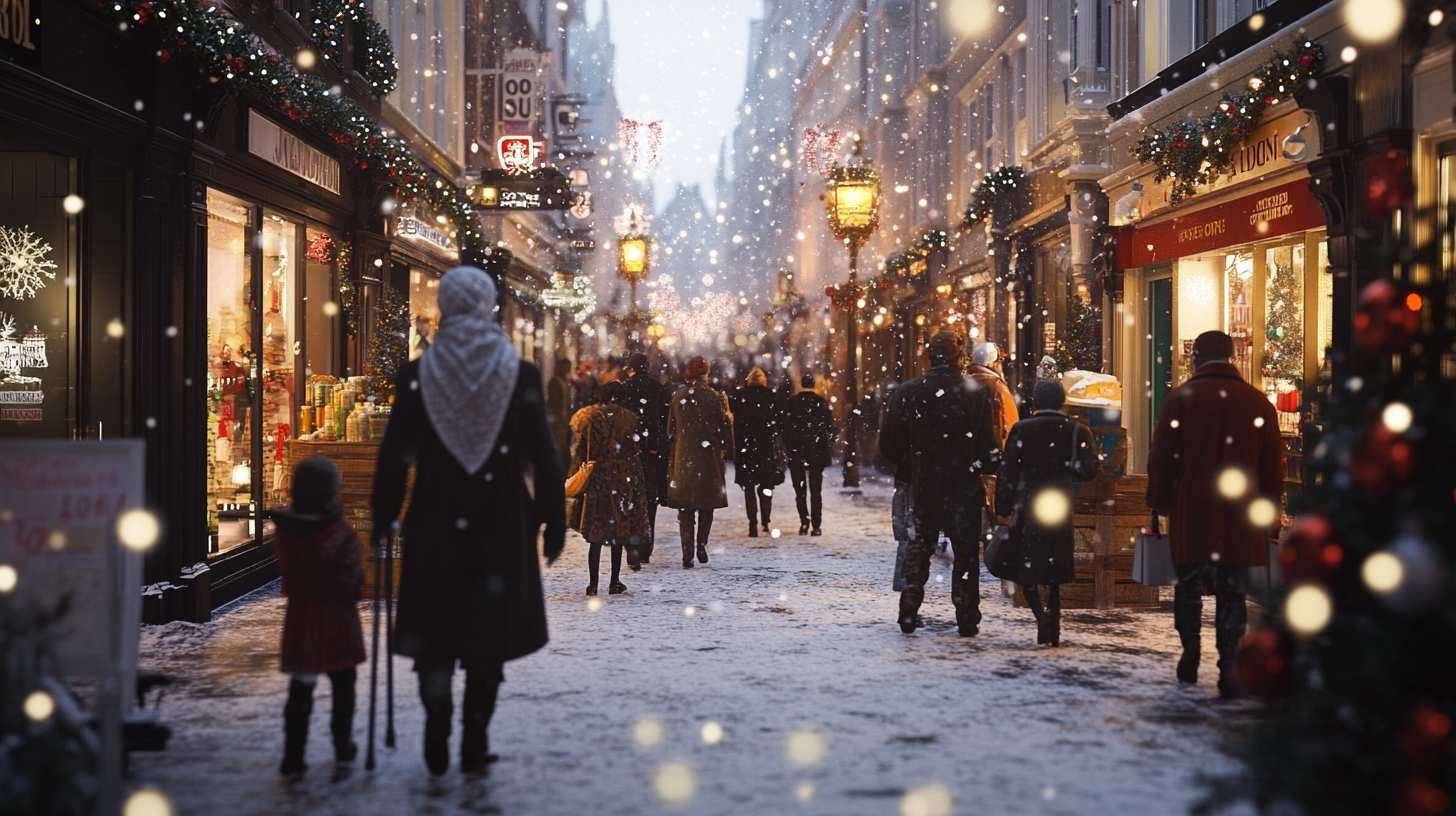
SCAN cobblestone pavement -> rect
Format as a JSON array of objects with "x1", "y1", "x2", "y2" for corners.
[{"x1": 131, "y1": 470, "x2": 1258, "y2": 816}]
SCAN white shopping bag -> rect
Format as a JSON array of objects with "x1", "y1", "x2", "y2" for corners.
[{"x1": 1132, "y1": 513, "x2": 1178, "y2": 586}]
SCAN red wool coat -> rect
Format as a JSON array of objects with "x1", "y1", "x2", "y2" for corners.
[
  {"x1": 1146, "y1": 362, "x2": 1284, "y2": 566},
  {"x1": 274, "y1": 512, "x2": 367, "y2": 674}
]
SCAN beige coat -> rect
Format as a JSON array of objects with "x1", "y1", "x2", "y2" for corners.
[{"x1": 665, "y1": 382, "x2": 733, "y2": 509}]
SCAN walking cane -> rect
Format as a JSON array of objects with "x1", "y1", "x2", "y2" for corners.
[
  {"x1": 384, "y1": 520, "x2": 398, "y2": 749},
  {"x1": 366, "y1": 528, "x2": 383, "y2": 771}
]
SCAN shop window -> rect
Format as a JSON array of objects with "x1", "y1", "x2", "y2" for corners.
[
  {"x1": 260, "y1": 213, "x2": 299, "y2": 513},
  {"x1": 1265, "y1": 244, "x2": 1304, "y2": 432},
  {"x1": 1225, "y1": 250, "x2": 1256, "y2": 382},
  {"x1": 0, "y1": 154, "x2": 76, "y2": 438},
  {"x1": 1315, "y1": 240, "x2": 1333, "y2": 379},
  {"x1": 409, "y1": 268, "x2": 440, "y2": 360},
  {"x1": 305, "y1": 230, "x2": 339, "y2": 380}
]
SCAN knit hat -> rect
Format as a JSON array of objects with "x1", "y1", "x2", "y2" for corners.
[
  {"x1": 686, "y1": 356, "x2": 710, "y2": 380},
  {"x1": 972, "y1": 342, "x2": 1000, "y2": 367},
  {"x1": 1191, "y1": 330, "x2": 1235, "y2": 359},
  {"x1": 291, "y1": 457, "x2": 341, "y2": 515},
  {"x1": 800, "y1": 374, "x2": 816, "y2": 389},
  {"x1": 927, "y1": 330, "x2": 964, "y2": 364}
]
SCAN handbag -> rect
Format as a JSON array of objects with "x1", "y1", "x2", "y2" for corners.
[
  {"x1": 564, "y1": 419, "x2": 595, "y2": 498},
  {"x1": 983, "y1": 523, "x2": 1016, "y2": 580},
  {"x1": 1132, "y1": 512, "x2": 1178, "y2": 586}
]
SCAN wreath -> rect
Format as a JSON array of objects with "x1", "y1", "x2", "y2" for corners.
[{"x1": 961, "y1": 166, "x2": 1026, "y2": 228}]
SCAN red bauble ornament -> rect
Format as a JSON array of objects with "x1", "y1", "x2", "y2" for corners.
[
  {"x1": 1364, "y1": 149, "x2": 1413, "y2": 220},
  {"x1": 158, "y1": 49, "x2": 169, "y2": 63},
  {"x1": 1351, "y1": 422, "x2": 1414, "y2": 493},
  {"x1": 818, "y1": 193, "x2": 826, "y2": 201},
  {"x1": 1279, "y1": 513, "x2": 1341, "y2": 583},
  {"x1": 1395, "y1": 702, "x2": 1452, "y2": 773},
  {"x1": 1354, "y1": 278, "x2": 1421, "y2": 352},
  {"x1": 1235, "y1": 626, "x2": 1292, "y2": 700},
  {"x1": 136, "y1": 2, "x2": 152, "y2": 23},
  {"x1": 1299, "y1": 55, "x2": 1312, "y2": 67}
]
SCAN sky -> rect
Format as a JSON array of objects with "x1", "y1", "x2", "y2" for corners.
[{"x1": 586, "y1": 0, "x2": 763, "y2": 213}]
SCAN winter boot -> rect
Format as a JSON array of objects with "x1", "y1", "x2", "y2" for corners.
[
  {"x1": 679, "y1": 511, "x2": 696, "y2": 568},
  {"x1": 898, "y1": 587, "x2": 924, "y2": 634},
  {"x1": 281, "y1": 676, "x2": 314, "y2": 778},
  {"x1": 1214, "y1": 590, "x2": 1249, "y2": 697},
  {"x1": 760, "y1": 494, "x2": 772, "y2": 529},
  {"x1": 1173, "y1": 582, "x2": 1203, "y2": 684},
  {"x1": 460, "y1": 674, "x2": 500, "y2": 774},
  {"x1": 419, "y1": 668, "x2": 453, "y2": 776},
  {"x1": 330, "y1": 669, "x2": 358, "y2": 763},
  {"x1": 799, "y1": 522, "x2": 810, "y2": 536},
  {"x1": 748, "y1": 523, "x2": 758, "y2": 538}
]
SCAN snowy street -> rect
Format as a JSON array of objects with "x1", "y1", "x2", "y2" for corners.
[{"x1": 131, "y1": 470, "x2": 1257, "y2": 816}]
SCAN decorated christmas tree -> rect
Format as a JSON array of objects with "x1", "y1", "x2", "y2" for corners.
[
  {"x1": 1262, "y1": 259, "x2": 1304, "y2": 389},
  {"x1": 1196, "y1": 178, "x2": 1455, "y2": 815},
  {"x1": 1053, "y1": 291, "x2": 1101, "y2": 373},
  {"x1": 362, "y1": 284, "x2": 410, "y2": 399}
]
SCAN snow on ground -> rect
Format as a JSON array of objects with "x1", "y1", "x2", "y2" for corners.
[{"x1": 130, "y1": 469, "x2": 1260, "y2": 816}]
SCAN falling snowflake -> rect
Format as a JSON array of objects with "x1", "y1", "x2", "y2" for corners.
[{"x1": 0, "y1": 226, "x2": 58, "y2": 300}]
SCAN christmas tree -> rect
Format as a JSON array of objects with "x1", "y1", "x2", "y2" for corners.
[
  {"x1": 1263, "y1": 259, "x2": 1304, "y2": 389},
  {"x1": 362, "y1": 283, "x2": 410, "y2": 399},
  {"x1": 1053, "y1": 291, "x2": 1101, "y2": 373},
  {"x1": 1195, "y1": 185, "x2": 1455, "y2": 814}
]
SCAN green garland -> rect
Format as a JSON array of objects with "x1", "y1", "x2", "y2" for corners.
[
  {"x1": 960, "y1": 166, "x2": 1025, "y2": 228},
  {"x1": 109, "y1": 0, "x2": 489, "y2": 265},
  {"x1": 1134, "y1": 39, "x2": 1325, "y2": 204},
  {"x1": 310, "y1": 0, "x2": 398, "y2": 95},
  {"x1": 913, "y1": 228, "x2": 948, "y2": 254},
  {"x1": 336, "y1": 236, "x2": 357, "y2": 338}
]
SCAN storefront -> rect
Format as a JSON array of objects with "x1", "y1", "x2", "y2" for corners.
[
  {"x1": 1107, "y1": 108, "x2": 1332, "y2": 502},
  {"x1": 390, "y1": 200, "x2": 460, "y2": 360}
]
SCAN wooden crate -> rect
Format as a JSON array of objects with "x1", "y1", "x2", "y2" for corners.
[
  {"x1": 286, "y1": 440, "x2": 410, "y2": 596},
  {"x1": 1060, "y1": 474, "x2": 1160, "y2": 609}
]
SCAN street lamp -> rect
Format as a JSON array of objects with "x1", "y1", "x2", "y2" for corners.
[
  {"x1": 822, "y1": 140, "x2": 881, "y2": 490},
  {"x1": 617, "y1": 212, "x2": 651, "y2": 306}
]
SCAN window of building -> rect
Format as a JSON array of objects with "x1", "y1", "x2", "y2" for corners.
[{"x1": 408, "y1": 269, "x2": 440, "y2": 360}]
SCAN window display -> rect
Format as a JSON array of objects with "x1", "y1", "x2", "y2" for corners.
[
  {"x1": 409, "y1": 268, "x2": 439, "y2": 360},
  {"x1": 206, "y1": 190, "x2": 255, "y2": 552}
]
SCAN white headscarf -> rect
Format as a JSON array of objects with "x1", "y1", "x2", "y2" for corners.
[{"x1": 419, "y1": 266, "x2": 520, "y2": 474}]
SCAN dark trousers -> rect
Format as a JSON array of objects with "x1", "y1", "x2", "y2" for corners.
[
  {"x1": 900, "y1": 496, "x2": 982, "y2": 627},
  {"x1": 678, "y1": 509, "x2": 713, "y2": 561},
  {"x1": 282, "y1": 668, "x2": 356, "y2": 765},
  {"x1": 1173, "y1": 563, "x2": 1248, "y2": 681},
  {"x1": 588, "y1": 541, "x2": 623, "y2": 585},
  {"x1": 788, "y1": 461, "x2": 824, "y2": 529},
  {"x1": 742, "y1": 485, "x2": 774, "y2": 528},
  {"x1": 417, "y1": 660, "x2": 504, "y2": 770},
  {"x1": 1023, "y1": 583, "x2": 1062, "y2": 643}
]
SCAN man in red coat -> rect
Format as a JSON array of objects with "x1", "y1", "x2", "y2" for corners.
[{"x1": 1147, "y1": 331, "x2": 1283, "y2": 696}]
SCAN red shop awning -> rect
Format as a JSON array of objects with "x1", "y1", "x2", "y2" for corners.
[{"x1": 1116, "y1": 178, "x2": 1326, "y2": 271}]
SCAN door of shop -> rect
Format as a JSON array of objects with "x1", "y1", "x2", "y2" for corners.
[{"x1": 1149, "y1": 277, "x2": 1173, "y2": 440}]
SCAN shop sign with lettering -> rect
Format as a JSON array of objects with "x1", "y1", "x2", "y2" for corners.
[
  {"x1": 0, "y1": 0, "x2": 40, "y2": 65},
  {"x1": 500, "y1": 48, "x2": 539, "y2": 135},
  {"x1": 248, "y1": 110, "x2": 342, "y2": 195},
  {"x1": 397, "y1": 216, "x2": 454, "y2": 252},
  {"x1": 1116, "y1": 178, "x2": 1325, "y2": 270}
]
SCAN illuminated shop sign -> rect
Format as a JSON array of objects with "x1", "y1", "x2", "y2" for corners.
[
  {"x1": 248, "y1": 110, "x2": 342, "y2": 194},
  {"x1": 397, "y1": 216, "x2": 454, "y2": 252}
]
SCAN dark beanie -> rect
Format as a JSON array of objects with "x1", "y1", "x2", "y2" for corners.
[
  {"x1": 291, "y1": 457, "x2": 341, "y2": 514},
  {"x1": 800, "y1": 374, "x2": 815, "y2": 389},
  {"x1": 686, "y1": 356, "x2": 710, "y2": 379},
  {"x1": 626, "y1": 352, "x2": 650, "y2": 373},
  {"x1": 602, "y1": 380, "x2": 626, "y2": 404},
  {"x1": 927, "y1": 330, "x2": 963, "y2": 364},
  {"x1": 1034, "y1": 379, "x2": 1066, "y2": 410},
  {"x1": 1192, "y1": 330, "x2": 1235, "y2": 359}
]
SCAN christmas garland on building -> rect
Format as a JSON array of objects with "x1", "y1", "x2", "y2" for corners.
[
  {"x1": 1134, "y1": 39, "x2": 1325, "y2": 204},
  {"x1": 310, "y1": 0, "x2": 398, "y2": 94},
  {"x1": 108, "y1": 0, "x2": 489, "y2": 273},
  {"x1": 824, "y1": 277, "x2": 893, "y2": 310},
  {"x1": 913, "y1": 228, "x2": 949, "y2": 254},
  {"x1": 961, "y1": 166, "x2": 1025, "y2": 228},
  {"x1": 335, "y1": 236, "x2": 357, "y2": 337}
]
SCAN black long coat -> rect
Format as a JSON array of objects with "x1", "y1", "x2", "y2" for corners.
[
  {"x1": 780, "y1": 391, "x2": 834, "y2": 470},
  {"x1": 878, "y1": 365, "x2": 1001, "y2": 509},
  {"x1": 620, "y1": 371, "x2": 670, "y2": 499},
  {"x1": 728, "y1": 385, "x2": 786, "y2": 487},
  {"x1": 992, "y1": 410, "x2": 1100, "y2": 586},
  {"x1": 372, "y1": 360, "x2": 565, "y2": 669}
]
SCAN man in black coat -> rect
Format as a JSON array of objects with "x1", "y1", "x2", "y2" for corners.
[
  {"x1": 619, "y1": 352, "x2": 670, "y2": 562},
  {"x1": 878, "y1": 331, "x2": 1001, "y2": 636},
  {"x1": 781, "y1": 374, "x2": 834, "y2": 535}
]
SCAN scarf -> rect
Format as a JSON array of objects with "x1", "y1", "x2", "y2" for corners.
[{"x1": 419, "y1": 266, "x2": 520, "y2": 474}]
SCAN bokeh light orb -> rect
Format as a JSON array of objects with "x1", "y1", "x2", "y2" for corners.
[
  {"x1": 24, "y1": 690, "x2": 55, "y2": 721},
  {"x1": 124, "y1": 789, "x2": 173, "y2": 816},
  {"x1": 63, "y1": 195, "x2": 86, "y2": 215},
  {"x1": 786, "y1": 728, "x2": 826, "y2": 767},
  {"x1": 653, "y1": 762, "x2": 696, "y2": 803},
  {"x1": 1217, "y1": 468, "x2": 1248, "y2": 499},
  {"x1": 700, "y1": 721, "x2": 723, "y2": 744},
  {"x1": 633, "y1": 717, "x2": 664, "y2": 748},
  {"x1": 1362, "y1": 551, "x2": 1404, "y2": 594},
  {"x1": 1248, "y1": 498, "x2": 1278, "y2": 527},
  {"x1": 901, "y1": 783, "x2": 954, "y2": 816},
  {"x1": 118, "y1": 509, "x2": 160, "y2": 551},
  {"x1": 796, "y1": 782, "x2": 816, "y2": 802},
  {"x1": 1382, "y1": 401, "x2": 1413, "y2": 434},
  {"x1": 1031, "y1": 489, "x2": 1070, "y2": 526},
  {"x1": 1343, "y1": 0, "x2": 1404, "y2": 43},
  {"x1": 947, "y1": 0, "x2": 995, "y2": 34},
  {"x1": 587, "y1": 597, "x2": 602, "y2": 612},
  {"x1": 1285, "y1": 584, "x2": 1333, "y2": 636},
  {"x1": 0, "y1": 564, "x2": 16, "y2": 593}
]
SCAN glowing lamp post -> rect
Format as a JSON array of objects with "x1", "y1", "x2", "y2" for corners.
[
  {"x1": 823, "y1": 149, "x2": 881, "y2": 490},
  {"x1": 617, "y1": 213, "x2": 652, "y2": 307}
]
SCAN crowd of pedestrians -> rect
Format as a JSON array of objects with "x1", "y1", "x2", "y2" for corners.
[{"x1": 266, "y1": 266, "x2": 1286, "y2": 780}]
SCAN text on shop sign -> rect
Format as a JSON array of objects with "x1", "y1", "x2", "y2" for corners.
[
  {"x1": 248, "y1": 111, "x2": 341, "y2": 195},
  {"x1": 1117, "y1": 179, "x2": 1325, "y2": 270}
]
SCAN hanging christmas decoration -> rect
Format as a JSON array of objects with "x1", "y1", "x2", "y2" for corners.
[
  {"x1": 336, "y1": 236, "x2": 358, "y2": 338},
  {"x1": 1134, "y1": 39, "x2": 1325, "y2": 204},
  {"x1": 1354, "y1": 278, "x2": 1422, "y2": 352},
  {"x1": 960, "y1": 166, "x2": 1026, "y2": 228},
  {"x1": 0, "y1": 313, "x2": 46, "y2": 392},
  {"x1": 618, "y1": 118, "x2": 664, "y2": 170},
  {"x1": 307, "y1": 232, "x2": 336, "y2": 264},
  {"x1": 0, "y1": 225, "x2": 59, "y2": 300},
  {"x1": 802, "y1": 123, "x2": 842, "y2": 177},
  {"x1": 1363, "y1": 149, "x2": 1414, "y2": 220},
  {"x1": 309, "y1": 0, "x2": 398, "y2": 94}
]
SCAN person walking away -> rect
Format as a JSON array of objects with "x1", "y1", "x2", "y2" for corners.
[
  {"x1": 992, "y1": 380, "x2": 1100, "y2": 646},
  {"x1": 620, "y1": 353, "x2": 670, "y2": 563},
  {"x1": 569, "y1": 381, "x2": 651, "y2": 591},
  {"x1": 878, "y1": 331, "x2": 1001, "y2": 636},
  {"x1": 781, "y1": 374, "x2": 833, "y2": 536},
  {"x1": 274, "y1": 457, "x2": 366, "y2": 778},
  {"x1": 547, "y1": 358, "x2": 574, "y2": 475},
  {"x1": 372, "y1": 266, "x2": 565, "y2": 776},
  {"x1": 572, "y1": 361, "x2": 600, "y2": 413},
  {"x1": 665, "y1": 355, "x2": 732, "y2": 567},
  {"x1": 1147, "y1": 330, "x2": 1282, "y2": 696},
  {"x1": 967, "y1": 342, "x2": 1021, "y2": 452},
  {"x1": 729, "y1": 367, "x2": 786, "y2": 537}
]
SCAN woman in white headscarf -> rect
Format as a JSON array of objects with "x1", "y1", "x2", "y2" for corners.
[{"x1": 372, "y1": 265, "x2": 564, "y2": 776}]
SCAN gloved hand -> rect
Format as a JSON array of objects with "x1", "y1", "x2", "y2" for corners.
[{"x1": 543, "y1": 523, "x2": 566, "y2": 567}]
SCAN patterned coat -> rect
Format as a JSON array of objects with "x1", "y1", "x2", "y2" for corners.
[
  {"x1": 274, "y1": 511, "x2": 366, "y2": 674},
  {"x1": 665, "y1": 382, "x2": 733, "y2": 509},
  {"x1": 569, "y1": 404, "x2": 651, "y2": 546}
]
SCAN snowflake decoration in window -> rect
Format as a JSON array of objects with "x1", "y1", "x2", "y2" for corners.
[
  {"x1": 1184, "y1": 275, "x2": 1218, "y2": 308},
  {"x1": 0, "y1": 226, "x2": 58, "y2": 300}
]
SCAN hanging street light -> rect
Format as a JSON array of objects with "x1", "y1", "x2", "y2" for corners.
[
  {"x1": 822, "y1": 135, "x2": 881, "y2": 490},
  {"x1": 617, "y1": 211, "x2": 652, "y2": 307}
]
